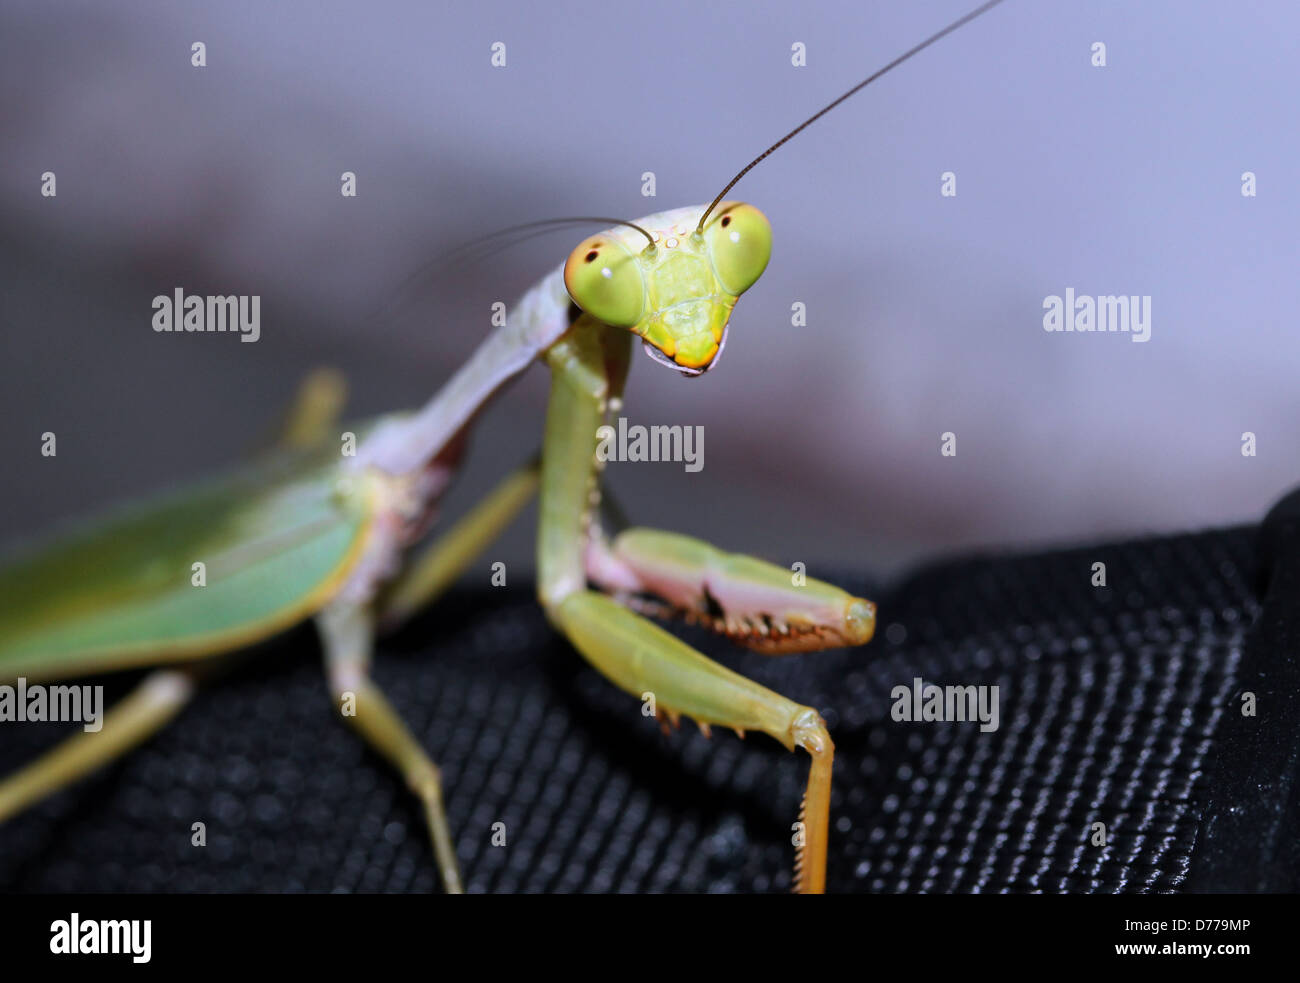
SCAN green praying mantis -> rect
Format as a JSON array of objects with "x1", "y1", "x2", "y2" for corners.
[{"x1": 0, "y1": 1, "x2": 1006, "y2": 893}]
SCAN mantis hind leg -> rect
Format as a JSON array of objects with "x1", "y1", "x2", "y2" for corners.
[
  {"x1": 316, "y1": 603, "x2": 462, "y2": 893},
  {"x1": 0, "y1": 669, "x2": 196, "y2": 823}
]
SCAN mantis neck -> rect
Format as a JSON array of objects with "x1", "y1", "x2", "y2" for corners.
[{"x1": 355, "y1": 265, "x2": 573, "y2": 478}]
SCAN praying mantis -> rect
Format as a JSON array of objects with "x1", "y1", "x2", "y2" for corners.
[{"x1": 0, "y1": 1, "x2": 1006, "y2": 893}]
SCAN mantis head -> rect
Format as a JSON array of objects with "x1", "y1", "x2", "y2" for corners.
[
  {"x1": 559, "y1": 0, "x2": 1007, "y2": 376},
  {"x1": 563, "y1": 202, "x2": 772, "y2": 375}
]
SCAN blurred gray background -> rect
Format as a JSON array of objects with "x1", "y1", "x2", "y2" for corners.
[{"x1": 1, "y1": 0, "x2": 1296, "y2": 585}]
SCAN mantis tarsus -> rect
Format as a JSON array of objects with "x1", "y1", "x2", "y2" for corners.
[{"x1": 0, "y1": 0, "x2": 1006, "y2": 893}]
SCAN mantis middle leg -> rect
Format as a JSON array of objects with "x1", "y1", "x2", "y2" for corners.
[{"x1": 316, "y1": 603, "x2": 462, "y2": 893}]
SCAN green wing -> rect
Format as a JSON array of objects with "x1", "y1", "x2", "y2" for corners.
[{"x1": 0, "y1": 438, "x2": 377, "y2": 683}]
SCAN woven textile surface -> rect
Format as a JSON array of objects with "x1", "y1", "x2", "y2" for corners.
[{"x1": 0, "y1": 526, "x2": 1259, "y2": 893}]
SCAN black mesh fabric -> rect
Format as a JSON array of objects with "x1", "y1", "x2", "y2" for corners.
[{"x1": 0, "y1": 526, "x2": 1262, "y2": 893}]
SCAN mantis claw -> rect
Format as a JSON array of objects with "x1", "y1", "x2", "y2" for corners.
[{"x1": 586, "y1": 527, "x2": 876, "y2": 654}]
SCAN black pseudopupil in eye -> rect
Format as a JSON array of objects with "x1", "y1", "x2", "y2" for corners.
[
  {"x1": 585, "y1": 250, "x2": 598, "y2": 262},
  {"x1": 721, "y1": 215, "x2": 731, "y2": 227}
]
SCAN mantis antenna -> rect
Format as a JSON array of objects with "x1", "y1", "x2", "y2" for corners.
[
  {"x1": 696, "y1": 0, "x2": 1009, "y2": 233},
  {"x1": 452, "y1": 216, "x2": 657, "y2": 252},
  {"x1": 364, "y1": 216, "x2": 656, "y2": 335}
]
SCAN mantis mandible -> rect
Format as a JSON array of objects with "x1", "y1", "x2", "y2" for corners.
[{"x1": 0, "y1": 1, "x2": 1005, "y2": 893}]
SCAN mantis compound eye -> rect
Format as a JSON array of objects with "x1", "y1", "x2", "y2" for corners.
[
  {"x1": 563, "y1": 234, "x2": 646, "y2": 328},
  {"x1": 703, "y1": 202, "x2": 772, "y2": 295}
]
